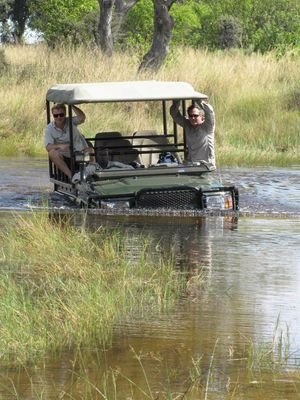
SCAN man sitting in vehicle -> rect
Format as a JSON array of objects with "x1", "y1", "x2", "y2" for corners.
[
  {"x1": 44, "y1": 104, "x2": 94, "y2": 180},
  {"x1": 170, "y1": 100, "x2": 216, "y2": 168}
]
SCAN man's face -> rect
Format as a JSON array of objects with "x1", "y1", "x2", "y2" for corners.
[
  {"x1": 188, "y1": 108, "x2": 204, "y2": 128},
  {"x1": 52, "y1": 108, "x2": 66, "y2": 124}
]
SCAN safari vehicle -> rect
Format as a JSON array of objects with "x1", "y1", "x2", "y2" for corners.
[{"x1": 46, "y1": 81, "x2": 239, "y2": 211}]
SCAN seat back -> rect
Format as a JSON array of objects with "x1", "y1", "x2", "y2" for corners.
[
  {"x1": 94, "y1": 132, "x2": 139, "y2": 166},
  {"x1": 132, "y1": 130, "x2": 181, "y2": 167}
]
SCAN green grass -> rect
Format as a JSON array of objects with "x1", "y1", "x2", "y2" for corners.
[
  {"x1": 0, "y1": 211, "x2": 185, "y2": 366},
  {"x1": 0, "y1": 45, "x2": 299, "y2": 165}
]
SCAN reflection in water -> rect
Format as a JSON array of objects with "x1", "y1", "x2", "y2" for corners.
[{"x1": 1, "y1": 214, "x2": 299, "y2": 399}]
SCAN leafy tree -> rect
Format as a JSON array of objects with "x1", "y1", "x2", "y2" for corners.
[
  {"x1": 0, "y1": 0, "x2": 12, "y2": 42},
  {"x1": 138, "y1": 0, "x2": 177, "y2": 72},
  {"x1": 124, "y1": 0, "x2": 205, "y2": 50},
  {"x1": 195, "y1": 0, "x2": 250, "y2": 49},
  {"x1": 218, "y1": 15, "x2": 242, "y2": 49},
  {"x1": 11, "y1": 0, "x2": 29, "y2": 42},
  {"x1": 170, "y1": 0, "x2": 203, "y2": 47},
  {"x1": 97, "y1": 0, "x2": 179, "y2": 70},
  {"x1": 124, "y1": 0, "x2": 203, "y2": 50},
  {"x1": 97, "y1": 0, "x2": 138, "y2": 55},
  {"x1": 247, "y1": 0, "x2": 300, "y2": 52},
  {"x1": 122, "y1": 0, "x2": 153, "y2": 51},
  {"x1": 0, "y1": 0, "x2": 30, "y2": 43},
  {"x1": 197, "y1": 0, "x2": 300, "y2": 52},
  {"x1": 1, "y1": 0, "x2": 298, "y2": 59},
  {"x1": 29, "y1": 0, "x2": 98, "y2": 47}
]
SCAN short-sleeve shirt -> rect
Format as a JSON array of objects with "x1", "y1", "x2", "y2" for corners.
[{"x1": 44, "y1": 116, "x2": 88, "y2": 152}]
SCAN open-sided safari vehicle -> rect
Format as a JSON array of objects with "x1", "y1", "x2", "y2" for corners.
[{"x1": 46, "y1": 81, "x2": 239, "y2": 211}]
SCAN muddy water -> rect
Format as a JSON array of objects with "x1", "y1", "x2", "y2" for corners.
[
  {"x1": 0, "y1": 159, "x2": 300, "y2": 399},
  {"x1": 0, "y1": 158, "x2": 299, "y2": 215}
]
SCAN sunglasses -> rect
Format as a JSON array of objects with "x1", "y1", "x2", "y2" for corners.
[
  {"x1": 53, "y1": 113, "x2": 65, "y2": 118},
  {"x1": 189, "y1": 114, "x2": 201, "y2": 118}
]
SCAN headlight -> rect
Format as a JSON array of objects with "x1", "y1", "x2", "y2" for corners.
[
  {"x1": 100, "y1": 200, "x2": 130, "y2": 209},
  {"x1": 205, "y1": 192, "x2": 233, "y2": 210}
]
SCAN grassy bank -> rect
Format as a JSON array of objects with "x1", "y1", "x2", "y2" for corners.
[
  {"x1": 0, "y1": 45, "x2": 299, "y2": 166},
  {"x1": 0, "y1": 211, "x2": 184, "y2": 366}
]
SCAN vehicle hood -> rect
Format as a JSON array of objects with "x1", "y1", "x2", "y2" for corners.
[{"x1": 90, "y1": 173, "x2": 221, "y2": 197}]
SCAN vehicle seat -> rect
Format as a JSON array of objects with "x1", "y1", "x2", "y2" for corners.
[
  {"x1": 94, "y1": 131, "x2": 140, "y2": 166},
  {"x1": 132, "y1": 130, "x2": 181, "y2": 167}
]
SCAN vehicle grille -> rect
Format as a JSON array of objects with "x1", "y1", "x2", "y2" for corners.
[{"x1": 135, "y1": 187, "x2": 202, "y2": 209}]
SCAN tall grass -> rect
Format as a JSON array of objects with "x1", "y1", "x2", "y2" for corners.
[
  {"x1": 0, "y1": 211, "x2": 184, "y2": 365},
  {"x1": 0, "y1": 44, "x2": 299, "y2": 165}
]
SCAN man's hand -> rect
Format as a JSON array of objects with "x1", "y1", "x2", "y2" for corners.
[
  {"x1": 72, "y1": 105, "x2": 86, "y2": 123},
  {"x1": 200, "y1": 100, "x2": 210, "y2": 107}
]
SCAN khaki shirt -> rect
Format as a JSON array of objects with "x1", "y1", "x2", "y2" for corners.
[{"x1": 44, "y1": 116, "x2": 88, "y2": 152}]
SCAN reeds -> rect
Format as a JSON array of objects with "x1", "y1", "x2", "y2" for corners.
[
  {"x1": 21, "y1": 333, "x2": 296, "y2": 400},
  {"x1": 0, "y1": 211, "x2": 184, "y2": 365},
  {"x1": 0, "y1": 45, "x2": 299, "y2": 165}
]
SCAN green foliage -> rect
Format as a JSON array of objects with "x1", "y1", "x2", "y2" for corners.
[
  {"x1": 247, "y1": 0, "x2": 300, "y2": 52},
  {"x1": 11, "y1": 0, "x2": 30, "y2": 41},
  {"x1": 0, "y1": 0, "x2": 15, "y2": 42},
  {"x1": 0, "y1": 0, "x2": 31, "y2": 43},
  {"x1": 122, "y1": 0, "x2": 153, "y2": 51},
  {"x1": 124, "y1": 0, "x2": 207, "y2": 51},
  {"x1": 197, "y1": 0, "x2": 300, "y2": 53},
  {"x1": 29, "y1": 0, "x2": 98, "y2": 46},
  {"x1": 170, "y1": 0, "x2": 203, "y2": 47},
  {"x1": 218, "y1": 15, "x2": 243, "y2": 49},
  {"x1": 1, "y1": 0, "x2": 300, "y2": 54}
]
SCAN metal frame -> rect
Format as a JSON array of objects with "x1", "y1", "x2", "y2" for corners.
[{"x1": 46, "y1": 98, "x2": 188, "y2": 183}]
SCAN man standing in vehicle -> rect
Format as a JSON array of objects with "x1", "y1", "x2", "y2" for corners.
[
  {"x1": 170, "y1": 100, "x2": 215, "y2": 168},
  {"x1": 44, "y1": 104, "x2": 93, "y2": 180}
]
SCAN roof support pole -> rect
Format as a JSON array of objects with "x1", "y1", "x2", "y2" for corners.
[
  {"x1": 162, "y1": 100, "x2": 168, "y2": 136},
  {"x1": 46, "y1": 101, "x2": 53, "y2": 179},
  {"x1": 182, "y1": 100, "x2": 187, "y2": 159},
  {"x1": 68, "y1": 105, "x2": 76, "y2": 176}
]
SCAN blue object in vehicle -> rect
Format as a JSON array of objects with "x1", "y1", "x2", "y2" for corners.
[{"x1": 158, "y1": 152, "x2": 176, "y2": 164}]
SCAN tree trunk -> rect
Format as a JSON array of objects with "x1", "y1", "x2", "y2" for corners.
[
  {"x1": 113, "y1": 0, "x2": 138, "y2": 43},
  {"x1": 98, "y1": 0, "x2": 115, "y2": 56},
  {"x1": 12, "y1": 0, "x2": 29, "y2": 43},
  {"x1": 98, "y1": 0, "x2": 138, "y2": 56},
  {"x1": 138, "y1": 0, "x2": 177, "y2": 73}
]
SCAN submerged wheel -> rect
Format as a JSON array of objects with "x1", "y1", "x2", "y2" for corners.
[
  {"x1": 87, "y1": 197, "x2": 101, "y2": 208},
  {"x1": 79, "y1": 201, "x2": 87, "y2": 209},
  {"x1": 75, "y1": 197, "x2": 88, "y2": 208}
]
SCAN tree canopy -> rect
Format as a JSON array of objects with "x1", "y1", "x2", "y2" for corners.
[
  {"x1": 29, "y1": 0, "x2": 98, "y2": 46},
  {"x1": 1, "y1": 0, "x2": 299, "y2": 55}
]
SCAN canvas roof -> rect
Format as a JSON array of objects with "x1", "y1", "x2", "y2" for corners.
[{"x1": 46, "y1": 81, "x2": 208, "y2": 104}]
